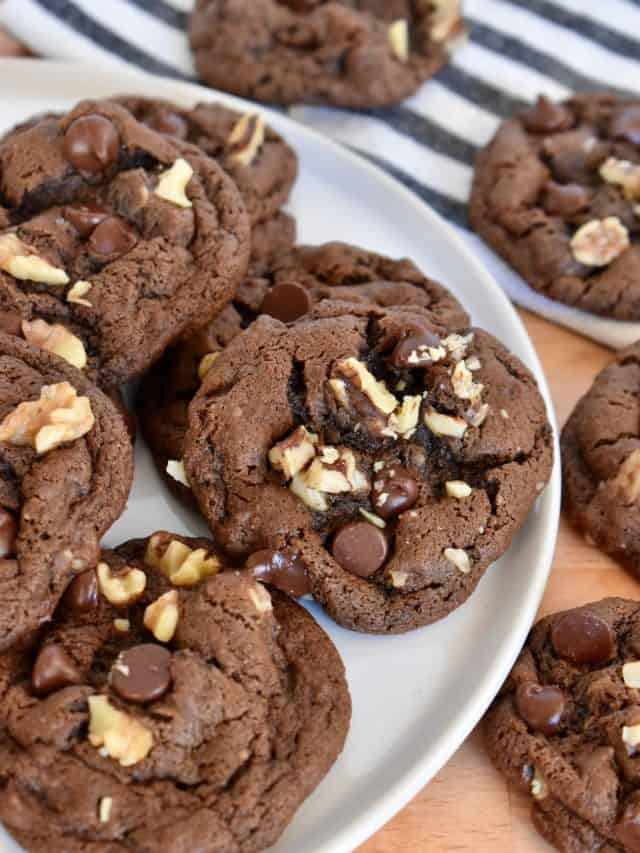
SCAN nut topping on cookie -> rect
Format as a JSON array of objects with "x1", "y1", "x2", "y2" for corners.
[
  {"x1": 514, "y1": 682, "x2": 565, "y2": 735},
  {"x1": 98, "y1": 798, "x2": 113, "y2": 823},
  {"x1": 21, "y1": 319, "x2": 87, "y2": 370},
  {"x1": 444, "y1": 547, "x2": 471, "y2": 574},
  {"x1": 445, "y1": 480, "x2": 472, "y2": 499},
  {"x1": 388, "y1": 20, "x2": 409, "y2": 62},
  {"x1": 386, "y1": 395, "x2": 422, "y2": 439},
  {"x1": 0, "y1": 232, "x2": 69, "y2": 285},
  {"x1": 623, "y1": 661, "x2": 640, "y2": 689},
  {"x1": 154, "y1": 158, "x2": 194, "y2": 208},
  {"x1": 0, "y1": 508, "x2": 17, "y2": 558},
  {"x1": 88, "y1": 694, "x2": 153, "y2": 767},
  {"x1": 424, "y1": 407, "x2": 467, "y2": 438},
  {"x1": 332, "y1": 358, "x2": 398, "y2": 417},
  {"x1": 269, "y1": 426, "x2": 319, "y2": 480},
  {"x1": 144, "y1": 533, "x2": 220, "y2": 586},
  {"x1": 550, "y1": 609, "x2": 616, "y2": 665},
  {"x1": 97, "y1": 562, "x2": 147, "y2": 606},
  {"x1": 32, "y1": 644, "x2": 83, "y2": 696},
  {"x1": 249, "y1": 582, "x2": 273, "y2": 613},
  {"x1": 110, "y1": 644, "x2": 172, "y2": 704},
  {"x1": 332, "y1": 521, "x2": 389, "y2": 578},
  {"x1": 612, "y1": 450, "x2": 640, "y2": 503},
  {"x1": 622, "y1": 723, "x2": 640, "y2": 755},
  {"x1": 228, "y1": 113, "x2": 266, "y2": 166},
  {"x1": 570, "y1": 217, "x2": 630, "y2": 267},
  {"x1": 144, "y1": 590, "x2": 179, "y2": 642},
  {"x1": 451, "y1": 360, "x2": 484, "y2": 401},
  {"x1": 166, "y1": 459, "x2": 190, "y2": 487},
  {"x1": 599, "y1": 157, "x2": 640, "y2": 200},
  {"x1": 197, "y1": 351, "x2": 219, "y2": 380},
  {"x1": 429, "y1": 0, "x2": 463, "y2": 42},
  {"x1": 63, "y1": 114, "x2": 120, "y2": 173},
  {"x1": 67, "y1": 280, "x2": 92, "y2": 307},
  {"x1": 530, "y1": 767, "x2": 549, "y2": 800},
  {"x1": 0, "y1": 381, "x2": 94, "y2": 454}
]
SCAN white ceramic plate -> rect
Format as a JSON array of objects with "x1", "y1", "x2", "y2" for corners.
[{"x1": 0, "y1": 60, "x2": 560, "y2": 853}]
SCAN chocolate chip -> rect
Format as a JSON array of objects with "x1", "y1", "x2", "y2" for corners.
[
  {"x1": 62, "y1": 569, "x2": 99, "y2": 613},
  {"x1": 32, "y1": 644, "x2": 82, "y2": 696},
  {"x1": 514, "y1": 682, "x2": 565, "y2": 735},
  {"x1": 543, "y1": 182, "x2": 590, "y2": 217},
  {"x1": 260, "y1": 282, "x2": 312, "y2": 323},
  {"x1": 332, "y1": 521, "x2": 388, "y2": 578},
  {"x1": 245, "y1": 549, "x2": 311, "y2": 597},
  {"x1": 616, "y1": 793, "x2": 640, "y2": 852},
  {"x1": 63, "y1": 202, "x2": 108, "y2": 238},
  {"x1": 0, "y1": 311, "x2": 23, "y2": 336},
  {"x1": 522, "y1": 96, "x2": 572, "y2": 133},
  {"x1": 610, "y1": 106, "x2": 640, "y2": 146},
  {"x1": 88, "y1": 216, "x2": 137, "y2": 257},
  {"x1": 390, "y1": 325, "x2": 440, "y2": 368},
  {"x1": 0, "y1": 508, "x2": 17, "y2": 558},
  {"x1": 63, "y1": 114, "x2": 120, "y2": 173},
  {"x1": 372, "y1": 464, "x2": 418, "y2": 519},
  {"x1": 146, "y1": 111, "x2": 189, "y2": 140},
  {"x1": 110, "y1": 644, "x2": 172, "y2": 704},
  {"x1": 550, "y1": 609, "x2": 616, "y2": 665}
]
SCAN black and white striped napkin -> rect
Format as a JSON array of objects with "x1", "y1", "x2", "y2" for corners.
[{"x1": 2, "y1": 0, "x2": 640, "y2": 346}]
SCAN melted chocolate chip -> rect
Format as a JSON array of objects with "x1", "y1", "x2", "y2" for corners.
[
  {"x1": 245, "y1": 549, "x2": 311, "y2": 597},
  {"x1": 88, "y1": 216, "x2": 137, "y2": 257},
  {"x1": 372, "y1": 464, "x2": 418, "y2": 519},
  {"x1": 0, "y1": 508, "x2": 17, "y2": 559},
  {"x1": 514, "y1": 682, "x2": 565, "y2": 735},
  {"x1": 550, "y1": 609, "x2": 616, "y2": 666},
  {"x1": 110, "y1": 644, "x2": 172, "y2": 704},
  {"x1": 260, "y1": 282, "x2": 312, "y2": 323},
  {"x1": 332, "y1": 521, "x2": 388, "y2": 578},
  {"x1": 63, "y1": 202, "x2": 108, "y2": 238},
  {"x1": 146, "y1": 111, "x2": 189, "y2": 140},
  {"x1": 62, "y1": 569, "x2": 99, "y2": 613},
  {"x1": 543, "y1": 182, "x2": 590, "y2": 217},
  {"x1": 610, "y1": 106, "x2": 640, "y2": 146},
  {"x1": 522, "y1": 95, "x2": 572, "y2": 133},
  {"x1": 391, "y1": 325, "x2": 441, "y2": 368},
  {"x1": 63, "y1": 114, "x2": 120, "y2": 173},
  {"x1": 32, "y1": 644, "x2": 83, "y2": 696},
  {"x1": 616, "y1": 794, "x2": 640, "y2": 853}
]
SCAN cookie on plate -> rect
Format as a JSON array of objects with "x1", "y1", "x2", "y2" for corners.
[
  {"x1": 0, "y1": 332, "x2": 133, "y2": 653},
  {"x1": 138, "y1": 241, "x2": 469, "y2": 506},
  {"x1": 184, "y1": 308, "x2": 552, "y2": 633},
  {"x1": 189, "y1": 0, "x2": 464, "y2": 108},
  {"x1": 562, "y1": 341, "x2": 640, "y2": 576},
  {"x1": 485, "y1": 597, "x2": 640, "y2": 853},
  {"x1": 0, "y1": 99, "x2": 250, "y2": 386},
  {"x1": 470, "y1": 94, "x2": 640, "y2": 319},
  {"x1": 0, "y1": 531, "x2": 350, "y2": 852}
]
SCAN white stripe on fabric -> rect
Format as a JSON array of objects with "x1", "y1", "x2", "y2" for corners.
[
  {"x1": 466, "y1": 0, "x2": 640, "y2": 93},
  {"x1": 404, "y1": 82, "x2": 499, "y2": 147},
  {"x1": 546, "y1": 0, "x2": 640, "y2": 43}
]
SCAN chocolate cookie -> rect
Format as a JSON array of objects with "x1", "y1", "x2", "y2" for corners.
[
  {"x1": 0, "y1": 99, "x2": 250, "y2": 386},
  {"x1": 0, "y1": 332, "x2": 133, "y2": 653},
  {"x1": 562, "y1": 342, "x2": 640, "y2": 577},
  {"x1": 183, "y1": 308, "x2": 552, "y2": 633},
  {"x1": 189, "y1": 0, "x2": 464, "y2": 108},
  {"x1": 470, "y1": 94, "x2": 640, "y2": 319},
  {"x1": 0, "y1": 531, "x2": 350, "y2": 852},
  {"x1": 138, "y1": 241, "x2": 469, "y2": 507},
  {"x1": 485, "y1": 597, "x2": 640, "y2": 853}
]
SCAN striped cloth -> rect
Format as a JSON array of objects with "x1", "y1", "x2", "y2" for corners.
[{"x1": 2, "y1": 0, "x2": 640, "y2": 346}]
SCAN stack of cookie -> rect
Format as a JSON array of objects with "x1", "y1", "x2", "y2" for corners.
[{"x1": 0, "y1": 93, "x2": 553, "y2": 852}]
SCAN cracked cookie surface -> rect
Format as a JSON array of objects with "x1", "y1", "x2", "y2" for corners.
[
  {"x1": 189, "y1": 0, "x2": 463, "y2": 108},
  {"x1": 485, "y1": 597, "x2": 640, "y2": 853},
  {"x1": 562, "y1": 341, "x2": 640, "y2": 577},
  {"x1": 0, "y1": 332, "x2": 133, "y2": 653},
  {"x1": 0, "y1": 99, "x2": 250, "y2": 386},
  {"x1": 0, "y1": 532, "x2": 350, "y2": 853},
  {"x1": 470, "y1": 94, "x2": 640, "y2": 319},
  {"x1": 138, "y1": 241, "x2": 469, "y2": 508},
  {"x1": 184, "y1": 307, "x2": 552, "y2": 633}
]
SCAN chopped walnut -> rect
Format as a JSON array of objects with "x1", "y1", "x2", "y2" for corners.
[
  {"x1": 228, "y1": 113, "x2": 266, "y2": 167},
  {"x1": 468, "y1": 403, "x2": 490, "y2": 427},
  {"x1": 388, "y1": 19, "x2": 409, "y2": 61},
  {"x1": 600, "y1": 157, "x2": 640, "y2": 200},
  {"x1": 612, "y1": 449, "x2": 640, "y2": 503},
  {"x1": 97, "y1": 562, "x2": 146, "y2": 606},
  {"x1": 304, "y1": 447, "x2": 369, "y2": 494},
  {"x1": 424, "y1": 408, "x2": 467, "y2": 439},
  {"x1": 445, "y1": 480, "x2": 472, "y2": 499},
  {"x1": 67, "y1": 280, "x2": 92, "y2": 307},
  {"x1": 389, "y1": 569, "x2": 409, "y2": 588},
  {"x1": 623, "y1": 661, "x2": 640, "y2": 688},
  {"x1": 360, "y1": 507, "x2": 386, "y2": 528},
  {"x1": 451, "y1": 360, "x2": 484, "y2": 402},
  {"x1": 429, "y1": 0, "x2": 463, "y2": 42},
  {"x1": 155, "y1": 158, "x2": 194, "y2": 208},
  {"x1": 198, "y1": 351, "x2": 219, "y2": 381},
  {"x1": 530, "y1": 767, "x2": 548, "y2": 800},
  {"x1": 331, "y1": 358, "x2": 398, "y2": 417},
  {"x1": 98, "y1": 797, "x2": 113, "y2": 823},
  {"x1": 571, "y1": 217, "x2": 630, "y2": 267},
  {"x1": 442, "y1": 333, "x2": 474, "y2": 361},
  {"x1": 22, "y1": 318, "x2": 87, "y2": 370},
  {"x1": 166, "y1": 459, "x2": 190, "y2": 487},
  {"x1": 249, "y1": 583, "x2": 273, "y2": 613},
  {"x1": 0, "y1": 232, "x2": 69, "y2": 285},
  {"x1": 0, "y1": 381, "x2": 94, "y2": 454},
  {"x1": 269, "y1": 426, "x2": 318, "y2": 480},
  {"x1": 145, "y1": 534, "x2": 220, "y2": 587},
  {"x1": 386, "y1": 395, "x2": 422, "y2": 439},
  {"x1": 290, "y1": 471, "x2": 328, "y2": 512},
  {"x1": 444, "y1": 547, "x2": 471, "y2": 574},
  {"x1": 144, "y1": 590, "x2": 179, "y2": 642},
  {"x1": 88, "y1": 695, "x2": 153, "y2": 767}
]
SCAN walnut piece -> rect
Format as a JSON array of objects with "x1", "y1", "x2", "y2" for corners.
[
  {"x1": 22, "y1": 318, "x2": 87, "y2": 370},
  {"x1": 198, "y1": 351, "x2": 219, "y2": 381},
  {"x1": 67, "y1": 280, "x2": 92, "y2": 307},
  {"x1": 623, "y1": 723, "x2": 640, "y2": 754},
  {"x1": 88, "y1": 695, "x2": 153, "y2": 767},
  {"x1": 290, "y1": 471, "x2": 328, "y2": 512},
  {"x1": 0, "y1": 232, "x2": 69, "y2": 285},
  {"x1": 600, "y1": 157, "x2": 640, "y2": 200},
  {"x1": 145, "y1": 534, "x2": 220, "y2": 587},
  {"x1": 360, "y1": 507, "x2": 386, "y2": 528},
  {"x1": 166, "y1": 459, "x2": 190, "y2": 488},
  {"x1": 429, "y1": 0, "x2": 463, "y2": 42},
  {"x1": 303, "y1": 447, "x2": 369, "y2": 494},
  {"x1": 444, "y1": 547, "x2": 471, "y2": 574},
  {"x1": 424, "y1": 407, "x2": 467, "y2": 439},
  {"x1": 97, "y1": 561, "x2": 147, "y2": 606},
  {"x1": 445, "y1": 480, "x2": 472, "y2": 499},
  {"x1": 622, "y1": 661, "x2": 640, "y2": 688},
  {"x1": 269, "y1": 426, "x2": 318, "y2": 480},
  {"x1": 332, "y1": 358, "x2": 398, "y2": 416},
  {"x1": 571, "y1": 217, "x2": 629, "y2": 266},
  {"x1": 612, "y1": 449, "x2": 640, "y2": 503},
  {"x1": 530, "y1": 767, "x2": 548, "y2": 800},
  {"x1": 228, "y1": 113, "x2": 266, "y2": 167},
  {"x1": 451, "y1": 360, "x2": 483, "y2": 401},
  {"x1": 113, "y1": 618, "x2": 130, "y2": 633},
  {"x1": 468, "y1": 403, "x2": 490, "y2": 428},
  {"x1": 99, "y1": 797, "x2": 113, "y2": 823},
  {"x1": 249, "y1": 582, "x2": 273, "y2": 614},
  {"x1": 389, "y1": 569, "x2": 409, "y2": 588},
  {"x1": 0, "y1": 381, "x2": 94, "y2": 454},
  {"x1": 442, "y1": 333, "x2": 474, "y2": 361},
  {"x1": 144, "y1": 590, "x2": 179, "y2": 642},
  {"x1": 388, "y1": 19, "x2": 409, "y2": 61},
  {"x1": 155, "y1": 158, "x2": 194, "y2": 208},
  {"x1": 386, "y1": 395, "x2": 422, "y2": 438}
]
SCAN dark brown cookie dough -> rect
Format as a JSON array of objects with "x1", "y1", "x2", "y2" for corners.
[
  {"x1": 0, "y1": 531, "x2": 350, "y2": 852},
  {"x1": 0, "y1": 99, "x2": 250, "y2": 386},
  {"x1": 138, "y1": 241, "x2": 469, "y2": 507},
  {"x1": 470, "y1": 94, "x2": 640, "y2": 320},
  {"x1": 562, "y1": 341, "x2": 640, "y2": 577},
  {"x1": 183, "y1": 308, "x2": 552, "y2": 633},
  {"x1": 485, "y1": 597, "x2": 640, "y2": 853},
  {"x1": 189, "y1": 0, "x2": 464, "y2": 108},
  {"x1": 0, "y1": 332, "x2": 133, "y2": 653}
]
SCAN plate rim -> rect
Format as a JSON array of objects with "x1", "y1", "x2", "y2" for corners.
[{"x1": 0, "y1": 57, "x2": 561, "y2": 853}]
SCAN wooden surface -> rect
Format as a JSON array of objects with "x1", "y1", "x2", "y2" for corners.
[{"x1": 0, "y1": 27, "x2": 634, "y2": 853}]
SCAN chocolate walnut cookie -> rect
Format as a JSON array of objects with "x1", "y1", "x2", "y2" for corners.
[
  {"x1": 0, "y1": 99, "x2": 250, "y2": 386},
  {"x1": 0, "y1": 332, "x2": 133, "y2": 653},
  {"x1": 562, "y1": 341, "x2": 640, "y2": 577},
  {"x1": 184, "y1": 308, "x2": 552, "y2": 633},
  {"x1": 0, "y1": 531, "x2": 350, "y2": 852},
  {"x1": 138, "y1": 241, "x2": 469, "y2": 507},
  {"x1": 485, "y1": 598, "x2": 640, "y2": 853},
  {"x1": 470, "y1": 94, "x2": 640, "y2": 319},
  {"x1": 189, "y1": 0, "x2": 464, "y2": 108}
]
